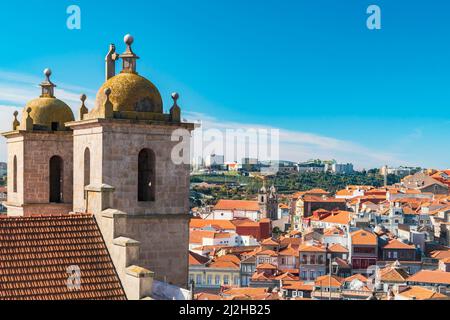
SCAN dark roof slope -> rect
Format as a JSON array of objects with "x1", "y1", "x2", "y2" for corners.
[{"x1": 0, "y1": 214, "x2": 126, "y2": 300}]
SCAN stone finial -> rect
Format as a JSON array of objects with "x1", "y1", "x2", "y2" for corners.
[
  {"x1": 12, "y1": 111, "x2": 20, "y2": 130},
  {"x1": 124, "y1": 34, "x2": 134, "y2": 50},
  {"x1": 120, "y1": 34, "x2": 139, "y2": 74},
  {"x1": 40, "y1": 68, "x2": 56, "y2": 98},
  {"x1": 44, "y1": 68, "x2": 51, "y2": 78},
  {"x1": 105, "y1": 44, "x2": 120, "y2": 81},
  {"x1": 170, "y1": 92, "x2": 181, "y2": 122},
  {"x1": 79, "y1": 94, "x2": 88, "y2": 120},
  {"x1": 103, "y1": 88, "x2": 114, "y2": 119},
  {"x1": 25, "y1": 107, "x2": 33, "y2": 131}
]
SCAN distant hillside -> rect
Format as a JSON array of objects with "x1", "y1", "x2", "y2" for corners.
[{"x1": 191, "y1": 171, "x2": 401, "y2": 197}]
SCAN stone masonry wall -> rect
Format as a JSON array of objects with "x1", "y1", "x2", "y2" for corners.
[
  {"x1": 72, "y1": 125, "x2": 104, "y2": 213},
  {"x1": 6, "y1": 134, "x2": 24, "y2": 207},
  {"x1": 72, "y1": 120, "x2": 193, "y2": 289},
  {"x1": 23, "y1": 132, "x2": 73, "y2": 205},
  {"x1": 100, "y1": 122, "x2": 191, "y2": 215},
  {"x1": 121, "y1": 215, "x2": 189, "y2": 288}
]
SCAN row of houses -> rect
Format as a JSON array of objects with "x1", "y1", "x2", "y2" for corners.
[{"x1": 190, "y1": 229, "x2": 450, "y2": 300}]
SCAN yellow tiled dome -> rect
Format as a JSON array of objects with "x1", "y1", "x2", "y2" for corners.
[
  {"x1": 92, "y1": 72, "x2": 163, "y2": 115},
  {"x1": 22, "y1": 97, "x2": 74, "y2": 131}
]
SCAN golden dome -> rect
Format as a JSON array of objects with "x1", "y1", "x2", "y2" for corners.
[
  {"x1": 93, "y1": 72, "x2": 163, "y2": 115},
  {"x1": 22, "y1": 97, "x2": 75, "y2": 131}
]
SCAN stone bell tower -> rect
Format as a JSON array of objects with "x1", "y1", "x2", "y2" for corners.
[
  {"x1": 259, "y1": 181, "x2": 278, "y2": 220},
  {"x1": 2, "y1": 69, "x2": 75, "y2": 216},
  {"x1": 67, "y1": 35, "x2": 195, "y2": 289}
]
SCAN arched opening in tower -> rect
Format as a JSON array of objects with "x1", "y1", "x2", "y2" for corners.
[
  {"x1": 13, "y1": 156, "x2": 17, "y2": 193},
  {"x1": 138, "y1": 149, "x2": 155, "y2": 202},
  {"x1": 49, "y1": 156, "x2": 64, "y2": 203},
  {"x1": 84, "y1": 148, "x2": 91, "y2": 199}
]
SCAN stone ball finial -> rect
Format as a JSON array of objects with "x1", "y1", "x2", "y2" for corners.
[
  {"x1": 171, "y1": 92, "x2": 179, "y2": 102},
  {"x1": 80, "y1": 94, "x2": 87, "y2": 102},
  {"x1": 124, "y1": 34, "x2": 134, "y2": 46},
  {"x1": 44, "y1": 68, "x2": 52, "y2": 78},
  {"x1": 27, "y1": 107, "x2": 32, "y2": 114},
  {"x1": 105, "y1": 88, "x2": 112, "y2": 97},
  {"x1": 13, "y1": 110, "x2": 18, "y2": 117}
]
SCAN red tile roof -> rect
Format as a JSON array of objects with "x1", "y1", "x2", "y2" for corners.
[
  {"x1": 302, "y1": 195, "x2": 346, "y2": 203},
  {"x1": 299, "y1": 244, "x2": 326, "y2": 253},
  {"x1": 195, "y1": 292, "x2": 222, "y2": 300},
  {"x1": 315, "y1": 275, "x2": 343, "y2": 287},
  {"x1": 328, "y1": 243, "x2": 349, "y2": 254},
  {"x1": 215, "y1": 254, "x2": 241, "y2": 265},
  {"x1": 407, "y1": 270, "x2": 450, "y2": 285},
  {"x1": 189, "y1": 230, "x2": 216, "y2": 244},
  {"x1": 261, "y1": 238, "x2": 279, "y2": 246},
  {"x1": 384, "y1": 239, "x2": 416, "y2": 250},
  {"x1": 256, "y1": 249, "x2": 278, "y2": 257},
  {"x1": 190, "y1": 219, "x2": 237, "y2": 231},
  {"x1": 320, "y1": 211, "x2": 352, "y2": 225},
  {"x1": 397, "y1": 286, "x2": 449, "y2": 300},
  {"x1": 282, "y1": 280, "x2": 314, "y2": 291},
  {"x1": 0, "y1": 214, "x2": 126, "y2": 300},
  {"x1": 256, "y1": 263, "x2": 277, "y2": 270},
  {"x1": 279, "y1": 245, "x2": 299, "y2": 257},
  {"x1": 379, "y1": 266, "x2": 409, "y2": 283},
  {"x1": 345, "y1": 274, "x2": 368, "y2": 283},
  {"x1": 351, "y1": 229, "x2": 378, "y2": 246},
  {"x1": 189, "y1": 251, "x2": 210, "y2": 266},
  {"x1": 213, "y1": 200, "x2": 260, "y2": 211}
]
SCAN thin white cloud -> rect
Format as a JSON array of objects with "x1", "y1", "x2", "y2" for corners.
[
  {"x1": 185, "y1": 111, "x2": 404, "y2": 170},
  {"x1": 0, "y1": 69, "x2": 96, "y2": 110}
]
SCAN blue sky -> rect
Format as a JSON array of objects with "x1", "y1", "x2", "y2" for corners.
[{"x1": 0, "y1": 0, "x2": 449, "y2": 169}]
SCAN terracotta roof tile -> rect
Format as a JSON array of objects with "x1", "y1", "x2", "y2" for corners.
[
  {"x1": 209, "y1": 260, "x2": 239, "y2": 269},
  {"x1": 261, "y1": 238, "x2": 279, "y2": 246},
  {"x1": 315, "y1": 275, "x2": 343, "y2": 287},
  {"x1": 213, "y1": 200, "x2": 260, "y2": 212},
  {"x1": 195, "y1": 292, "x2": 222, "y2": 300},
  {"x1": 190, "y1": 219, "x2": 237, "y2": 231},
  {"x1": 189, "y1": 251, "x2": 210, "y2": 266},
  {"x1": 320, "y1": 211, "x2": 352, "y2": 225},
  {"x1": 256, "y1": 263, "x2": 277, "y2": 270},
  {"x1": 282, "y1": 280, "x2": 314, "y2": 291},
  {"x1": 215, "y1": 254, "x2": 241, "y2": 265},
  {"x1": 345, "y1": 274, "x2": 367, "y2": 283},
  {"x1": 328, "y1": 243, "x2": 349, "y2": 254},
  {"x1": 299, "y1": 244, "x2": 326, "y2": 253},
  {"x1": 279, "y1": 246, "x2": 299, "y2": 257},
  {"x1": 189, "y1": 230, "x2": 217, "y2": 244},
  {"x1": 256, "y1": 249, "x2": 278, "y2": 257},
  {"x1": 407, "y1": 270, "x2": 450, "y2": 285},
  {"x1": 351, "y1": 229, "x2": 377, "y2": 246},
  {"x1": 302, "y1": 195, "x2": 346, "y2": 203},
  {"x1": 222, "y1": 287, "x2": 268, "y2": 298},
  {"x1": 397, "y1": 286, "x2": 449, "y2": 300},
  {"x1": 274, "y1": 273, "x2": 297, "y2": 280},
  {"x1": 384, "y1": 239, "x2": 416, "y2": 250},
  {"x1": 0, "y1": 214, "x2": 126, "y2": 300},
  {"x1": 379, "y1": 267, "x2": 409, "y2": 283}
]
